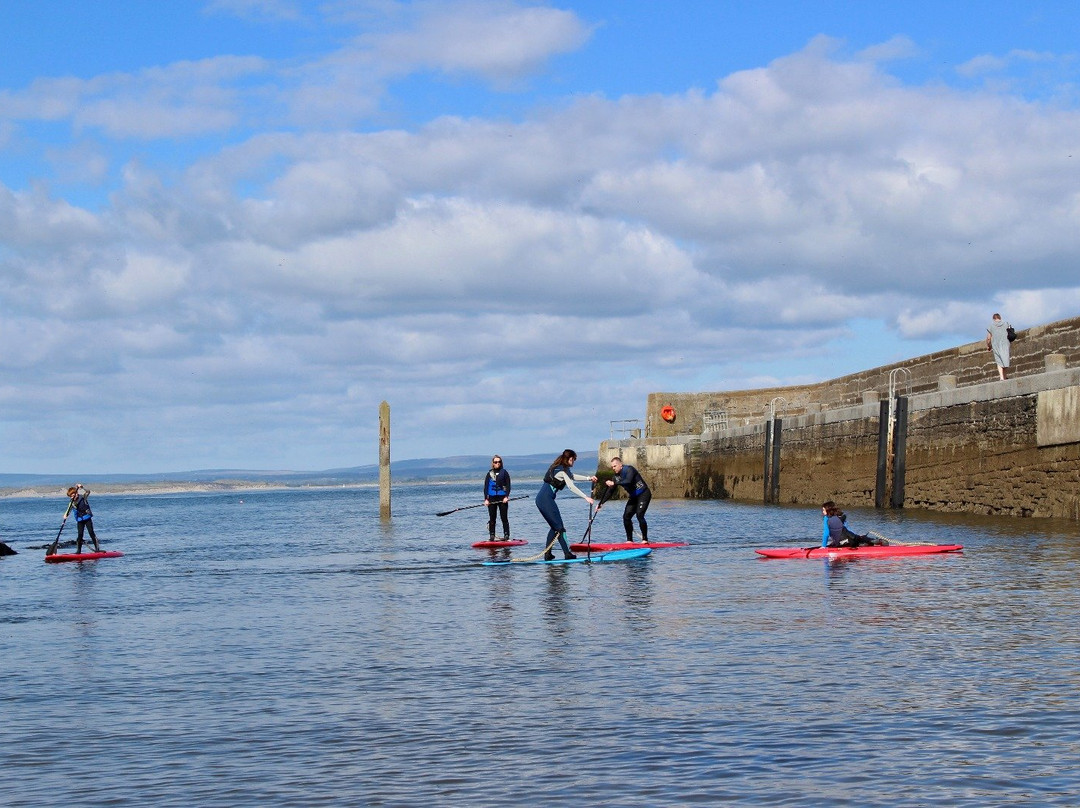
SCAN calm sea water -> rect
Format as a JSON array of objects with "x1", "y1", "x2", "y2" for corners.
[{"x1": 2, "y1": 483, "x2": 1079, "y2": 806}]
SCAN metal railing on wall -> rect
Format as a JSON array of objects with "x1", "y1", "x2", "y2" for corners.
[
  {"x1": 763, "y1": 397, "x2": 786, "y2": 504},
  {"x1": 703, "y1": 409, "x2": 728, "y2": 432},
  {"x1": 609, "y1": 419, "x2": 643, "y2": 440}
]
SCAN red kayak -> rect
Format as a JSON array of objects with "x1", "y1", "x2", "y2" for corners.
[
  {"x1": 755, "y1": 544, "x2": 963, "y2": 559},
  {"x1": 570, "y1": 541, "x2": 688, "y2": 552},
  {"x1": 472, "y1": 540, "x2": 528, "y2": 548},
  {"x1": 45, "y1": 551, "x2": 124, "y2": 564}
]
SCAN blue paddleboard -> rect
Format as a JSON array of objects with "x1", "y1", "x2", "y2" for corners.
[{"x1": 483, "y1": 547, "x2": 652, "y2": 566}]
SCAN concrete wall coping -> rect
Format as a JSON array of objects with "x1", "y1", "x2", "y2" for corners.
[
  {"x1": 607, "y1": 367, "x2": 1080, "y2": 447},
  {"x1": 909, "y1": 367, "x2": 1080, "y2": 411}
]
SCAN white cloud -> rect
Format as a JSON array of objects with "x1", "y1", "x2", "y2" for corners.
[
  {"x1": 1, "y1": 56, "x2": 269, "y2": 139},
  {"x1": 363, "y1": 0, "x2": 594, "y2": 83},
  {"x1": 4, "y1": 27, "x2": 1080, "y2": 470},
  {"x1": 92, "y1": 251, "x2": 192, "y2": 312},
  {"x1": 957, "y1": 49, "x2": 1058, "y2": 78},
  {"x1": 857, "y1": 36, "x2": 921, "y2": 63}
]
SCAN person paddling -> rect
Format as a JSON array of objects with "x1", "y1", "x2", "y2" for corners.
[
  {"x1": 68, "y1": 484, "x2": 101, "y2": 554},
  {"x1": 599, "y1": 456, "x2": 652, "y2": 543},
  {"x1": 535, "y1": 449, "x2": 596, "y2": 560},
  {"x1": 483, "y1": 455, "x2": 512, "y2": 541}
]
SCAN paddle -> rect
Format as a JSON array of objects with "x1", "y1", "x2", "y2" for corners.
[
  {"x1": 436, "y1": 495, "x2": 528, "y2": 517},
  {"x1": 866, "y1": 530, "x2": 932, "y2": 546},
  {"x1": 501, "y1": 490, "x2": 609, "y2": 563},
  {"x1": 579, "y1": 486, "x2": 615, "y2": 555},
  {"x1": 46, "y1": 500, "x2": 75, "y2": 557}
]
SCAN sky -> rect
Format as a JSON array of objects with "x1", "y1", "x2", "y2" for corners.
[{"x1": 2, "y1": 0, "x2": 1079, "y2": 474}]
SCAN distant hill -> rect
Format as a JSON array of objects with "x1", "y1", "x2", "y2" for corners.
[{"x1": 0, "y1": 452, "x2": 600, "y2": 493}]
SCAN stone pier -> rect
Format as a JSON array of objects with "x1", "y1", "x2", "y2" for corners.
[{"x1": 600, "y1": 314, "x2": 1080, "y2": 520}]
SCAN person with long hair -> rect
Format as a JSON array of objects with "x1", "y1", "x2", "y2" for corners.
[
  {"x1": 535, "y1": 449, "x2": 597, "y2": 560},
  {"x1": 483, "y1": 455, "x2": 512, "y2": 540},
  {"x1": 821, "y1": 501, "x2": 883, "y2": 548}
]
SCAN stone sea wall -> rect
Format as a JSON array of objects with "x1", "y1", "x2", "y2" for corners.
[
  {"x1": 599, "y1": 314, "x2": 1080, "y2": 520},
  {"x1": 643, "y1": 314, "x2": 1080, "y2": 437}
]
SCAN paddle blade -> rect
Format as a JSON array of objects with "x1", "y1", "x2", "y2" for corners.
[{"x1": 47, "y1": 508, "x2": 71, "y2": 555}]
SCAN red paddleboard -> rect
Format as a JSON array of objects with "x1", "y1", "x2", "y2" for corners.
[
  {"x1": 45, "y1": 551, "x2": 124, "y2": 564},
  {"x1": 755, "y1": 544, "x2": 963, "y2": 559},
  {"x1": 472, "y1": 540, "x2": 528, "y2": 548},
  {"x1": 570, "y1": 541, "x2": 688, "y2": 551}
]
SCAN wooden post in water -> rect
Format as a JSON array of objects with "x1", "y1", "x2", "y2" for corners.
[
  {"x1": 770, "y1": 417, "x2": 782, "y2": 504},
  {"x1": 762, "y1": 420, "x2": 773, "y2": 504},
  {"x1": 379, "y1": 400, "x2": 391, "y2": 519},
  {"x1": 875, "y1": 399, "x2": 889, "y2": 508},
  {"x1": 890, "y1": 396, "x2": 908, "y2": 509}
]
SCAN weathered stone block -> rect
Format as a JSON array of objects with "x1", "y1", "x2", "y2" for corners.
[{"x1": 1038, "y1": 386, "x2": 1080, "y2": 447}]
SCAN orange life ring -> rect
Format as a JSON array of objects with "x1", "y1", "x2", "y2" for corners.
[{"x1": 660, "y1": 405, "x2": 676, "y2": 423}]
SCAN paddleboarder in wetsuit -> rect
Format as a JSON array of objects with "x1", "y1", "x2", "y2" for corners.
[
  {"x1": 535, "y1": 449, "x2": 596, "y2": 560},
  {"x1": 68, "y1": 484, "x2": 101, "y2": 554},
  {"x1": 483, "y1": 455, "x2": 512, "y2": 540},
  {"x1": 599, "y1": 456, "x2": 652, "y2": 543},
  {"x1": 821, "y1": 501, "x2": 882, "y2": 548}
]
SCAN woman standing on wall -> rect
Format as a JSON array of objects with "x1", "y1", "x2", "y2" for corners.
[{"x1": 535, "y1": 449, "x2": 596, "y2": 560}]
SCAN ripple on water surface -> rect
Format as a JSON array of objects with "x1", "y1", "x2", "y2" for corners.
[{"x1": 2, "y1": 488, "x2": 1079, "y2": 806}]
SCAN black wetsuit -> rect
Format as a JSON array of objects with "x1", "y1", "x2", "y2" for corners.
[
  {"x1": 484, "y1": 467, "x2": 512, "y2": 538},
  {"x1": 611, "y1": 464, "x2": 652, "y2": 542}
]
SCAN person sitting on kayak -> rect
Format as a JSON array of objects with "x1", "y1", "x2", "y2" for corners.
[{"x1": 821, "y1": 501, "x2": 884, "y2": 548}]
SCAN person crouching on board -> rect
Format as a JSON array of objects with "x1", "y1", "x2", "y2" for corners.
[
  {"x1": 68, "y1": 484, "x2": 101, "y2": 554},
  {"x1": 599, "y1": 456, "x2": 652, "y2": 543},
  {"x1": 821, "y1": 501, "x2": 884, "y2": 548},
  {"x1": 535, "y1": 449, "x2": 596, "y2": 560},
  {"x1": 483, "y1": 455, "x2": 512, "y2": 540}
]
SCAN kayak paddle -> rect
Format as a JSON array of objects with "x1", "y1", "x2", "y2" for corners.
[{"x1": 436, "y1": 495, "x2": 527, "y2": 517}]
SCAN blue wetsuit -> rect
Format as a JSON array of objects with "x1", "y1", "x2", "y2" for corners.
[
  {"x1": 535, "y1": 463, "x2": 591, "y2": 558},
  {"x1": 822, "y1": 514, "x2": 844, "y2": 547},
  {"x1": 822, "y1": 512, "x2": 873, "y2": 547}
]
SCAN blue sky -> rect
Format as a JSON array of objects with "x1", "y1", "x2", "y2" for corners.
[{"x1": 2, "y1": 1, "x2": 1079, "y2": 474}]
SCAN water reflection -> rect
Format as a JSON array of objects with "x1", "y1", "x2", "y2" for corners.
[
  {"x1": 542, "y1": 566, "x2": 571, "y2": 638},
  {"x1": 614, "y1": 562, "x2": 654, "y2": 634},
  {"x1": 4, "y1": 486, "x2": 1080, "y2": 806}
]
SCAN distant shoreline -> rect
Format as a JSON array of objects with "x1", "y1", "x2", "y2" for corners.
[
  {"x1": 0, "y1": 453, "x2": 588, "y2": 499},
  {"x1": 0, "y1": 480, "x2": 366, "y2": 499},
  {"x1": 0, "y1": 476, "x2": 547, "y2": 499}
]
